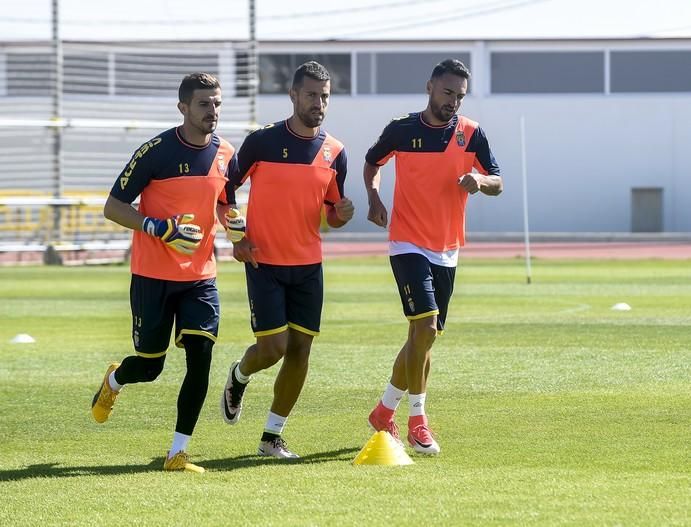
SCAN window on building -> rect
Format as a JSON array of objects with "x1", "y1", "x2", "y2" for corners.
[
  {"x1": 356, "y1": 53, "x2": 373, "y2": 94},
  {"x1": 491, "y1": 51, "x2": 604, "y2": 93},
  {"x1": 611, "y1": 51, "x2": 691, "y2": 93},
  {"x1": 258, "y1": 54, "x2": 292, "y2": 95},
  {"x1": 357, "y1": 52, "x2": 471, "y2": 94},
  {"x1": 115, "y1": 54, "x2": 219, "y2": 96},
  {"x1": 258, "y1": 53, "x2": 351, "y2": 94},
  {"x1": 6, "y1": 53, "x2": 53, "y2": 96},
  {"x1": 234, "y1": 51, "x2": 255, "y2": 98},
  {"x1": 64, "y1": 53, "x2": 109, "y2": 95}
]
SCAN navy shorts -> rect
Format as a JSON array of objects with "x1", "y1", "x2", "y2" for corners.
[
  {"x1": 245, "y1": 262, "x2": 323, "y2": 337},
  {"x1": 389, "y1": 253, "x2": 456, "y2": 333},
  {"x1": 130, "y1": 274, "x2": 220, "y2": 356}
]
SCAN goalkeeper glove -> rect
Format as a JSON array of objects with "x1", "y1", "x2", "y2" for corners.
[
  {"x1": 224, "y1": 208, "x2": 246, "y2": 243},
  {"x1": 142, "y1": 214, "x2": 203, "y2": 255}
]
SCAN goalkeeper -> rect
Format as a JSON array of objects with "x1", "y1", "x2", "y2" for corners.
[{"x1": 94, "y1": 72, "x2": 239, "y2": 474}]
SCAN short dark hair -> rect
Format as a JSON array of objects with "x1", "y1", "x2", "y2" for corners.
[
  {"x1": 292, "y1": 61, "x2": 330, "y2": 89},
  {"x1": 178, "y1": 72, "x2": 220, "y2": 104},
  {"x1": 430, "y1": 59, "x2": 471, "y2": 81}
]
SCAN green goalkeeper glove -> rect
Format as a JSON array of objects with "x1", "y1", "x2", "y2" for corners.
[
  {"x1": 224, "y1": 208, "x2": 246, "y2": 243},
  {"x1": 142, "y1": 214, "x2": 203, "y2": 255}
]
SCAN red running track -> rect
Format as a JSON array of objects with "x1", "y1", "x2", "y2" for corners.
[
  {"x1": 2, "y1": 241, "x2": 690, "y2": 266},
  {"x1": 322, "y1": 241, "x2": 691, "y2": 260}
]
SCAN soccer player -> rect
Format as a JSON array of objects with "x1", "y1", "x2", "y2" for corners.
[
  {"x1": 220, "y1": 61, "x2": 354, "y2": 458},
  {"x1": 364, "y1": 59, "x2": 503, "y2": 454},
  {"x1": 91, "y1": 72, "x2": 239, "y2": 473}
]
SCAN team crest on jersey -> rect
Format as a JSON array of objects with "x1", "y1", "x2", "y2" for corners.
[
  {"x1": 323, "y1": 146, "x2": 332, "y2": 162},
  {"x1": 456, "y1": 129, "x2": 466, "y2": 146},
  {"x1": 217, "y1": 155, "x2": 226, "y2": 172}
]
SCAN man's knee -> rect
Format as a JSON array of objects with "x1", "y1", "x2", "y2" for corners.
[
  {"x1": 257, "y1": 332, "x2": 288, "y2": 366},
  {"x1": 142, "y1": 355, "x2": 166, "y2": 381},
  {"x1": 285, "y1": 329, "x2": 313, "y2": 366},
  {"x1": 411, "y1": 318, "x2": 437, "y2": 349},
  {"x1": 183, "y1": 335, "x2": 214, "y2": 373}
]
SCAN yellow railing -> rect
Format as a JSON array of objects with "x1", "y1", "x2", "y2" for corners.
[{"x1": 0, "y1": 191, "x2": 129, "y2": 242}]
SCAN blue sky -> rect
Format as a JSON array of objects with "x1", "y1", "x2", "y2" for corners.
[{"x1": 3, "y1": 0, "x2": 691, "y2": 41}]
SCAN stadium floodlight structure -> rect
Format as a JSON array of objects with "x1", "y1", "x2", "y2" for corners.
[{"x1": 0, "y1": 0, "x2": 258, "y2": 255}]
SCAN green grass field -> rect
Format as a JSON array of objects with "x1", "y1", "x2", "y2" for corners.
[{"x1": 0, "y1": 258, "x2": 689, "y2": 526}]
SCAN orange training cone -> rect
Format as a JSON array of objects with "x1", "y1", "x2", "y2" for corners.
[{"x1": 353, "y1": 431, "x2": 414, "y2": 466}]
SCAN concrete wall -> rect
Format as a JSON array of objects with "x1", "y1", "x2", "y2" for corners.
[{"x1": 257, "y1": 93, "x2": 691, "y2": 234}]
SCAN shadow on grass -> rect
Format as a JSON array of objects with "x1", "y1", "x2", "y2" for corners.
[
  {"x1": 0, "y1": 446, "x2": 360, "y2": 481},
  {"x1": 203, "y1": 446, "x2": 360, "y2": 471}
]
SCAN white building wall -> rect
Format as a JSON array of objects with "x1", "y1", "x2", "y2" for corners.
[
  {"x1": 258, "y1": 93, "x2": 691, "y2": 234},
  {"x1": 2, "y1": 37, "x2": 689, "y2": 235}
]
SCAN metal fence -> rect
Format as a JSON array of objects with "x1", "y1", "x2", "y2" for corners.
[{"x1": 0, "y1": 39, "x2": 257, "y2": 257}]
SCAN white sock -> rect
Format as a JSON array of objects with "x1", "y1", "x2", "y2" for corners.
[
  {"x1": 264, "y1": 411, "x2": 287, "y2": 436},
  {"x1": 234, "y1": 363, "x2": 251, "y2": 384},
  {"x1": 108, "y1": 371, "x2": 123, "y2": 392},
  {"x1": 409, "y1": 393, "x2": 426, "y2": 417},
  {"x1": 169, "y1": 432, "x2": 191, "y2": 458},
  {"x1": 381, "y1": 383, "x2": 406, "y2": 411}
]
